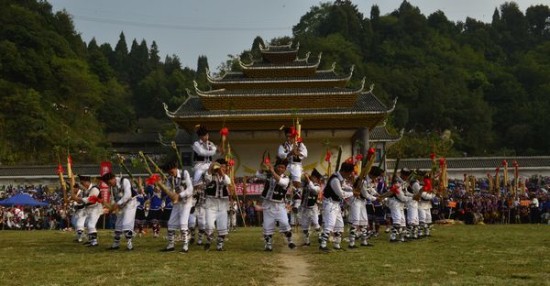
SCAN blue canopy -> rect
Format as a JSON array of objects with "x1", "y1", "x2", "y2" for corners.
[{"x1": 0, "y1": 193, "x2": 48, "y2": 207}]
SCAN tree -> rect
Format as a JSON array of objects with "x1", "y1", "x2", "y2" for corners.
[{"x1": 113, "y1": 32, "x2": 129, "y2": 82}]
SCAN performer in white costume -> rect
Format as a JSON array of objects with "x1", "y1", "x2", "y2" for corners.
[
  {"x1": 299, "y1": 169, "x2": 323, "y2": 246},
  {"x1": 278, "y1": 127, "x2": 308, "y2": 226},
  {"x1": 257, "y1": 158, "x2": 296, "y2": 251},
  {"x1": 319, "y1": 162, "x2": 355, "y2": 251},
  {"x1": 348, "y1": 166, "x2": 384, "y2": 248},
  {"x1": 162, "y1": 161, "x2": 194, "y2": 253},
  {"x1": 101, "y1": 172, "x2": 138, "y2": 251}
]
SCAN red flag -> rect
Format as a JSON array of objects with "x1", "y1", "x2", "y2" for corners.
[
  {"x1": 146, "y1": 174, "x2": 161, "y2": 185},
  {"x1": 324, "y1": 150, "x2": 332, "y2": 162},
  {"x1": 219, "y1": 127, "x2": 229, "y2": 136},
  {"x1": 423, "y1": 178, "x2": 432, "y2": 192},
  {"x1": 390, "y1": 184, "x2": 400, "y2": 195}
]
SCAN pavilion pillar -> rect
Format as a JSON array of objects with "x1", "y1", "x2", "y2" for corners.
[{"x1": 360, "y1": 127, "x2": 369, "y2": 155}]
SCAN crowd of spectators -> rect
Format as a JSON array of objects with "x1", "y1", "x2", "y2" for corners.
[
  {"x1": 435, "y1": 176, "x2": 550, "y2": 225},
  {"x1": 1, "y1": 175, "x2": 549, "y2": 231},
  {"x1": 0, "y1": 185, "x2": 117, "y2": 231}
]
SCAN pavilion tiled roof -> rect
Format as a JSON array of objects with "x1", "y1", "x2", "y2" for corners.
[
  {"x1": 167, "y1": 41, "x2": 395, "y2": 136},
  {"x1": 259, "y1": 42, "x2": 299, "y2": 63},
  {"x1": 259, "y1": 42, "x2": 296, "y2": 52},
  {"x1": 239, "y1": 58, "x2": 320, "y2": 77},
  {"x1": 207, "y1": 64, "x2": 352, "y2": 89},
  {"x1": 165, "y1": 92, "x2": 395, "y2": 132},
  {"x1": 370, "y1": 125, "x2": 403, "y2": 142},
  {"x1": 195, "y1": 79, "x2": 365, "y2": 110}
]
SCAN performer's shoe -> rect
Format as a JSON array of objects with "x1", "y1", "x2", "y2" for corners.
[
  {"x1": 361, "y1": 243, "x2": 374, "y2": 247},
  {"x1": 179, "y1": 248, "x2": 189, "y2": 254},
  {"x1": 107, "y1": 245, "x2": 120, "y2": 250},
  {"x1": 161, "y1": 247, "x2": 175, "y2": 252},
  {"x1": 264, "y1": 246, "x2": 273, "y2": 252},
  {"x1": 87, "y1": 243, "x2": 98, "y2": 247},
  {"x1": 319, "y1": 246, "x2": 330, "y2": 252},
  {"x1": 288, "y1": 242, "x2": 296, "y2": 249},
  {"x1": 348, "y1": 244, "x2": 357, "y2": 249},
  {"x1": 389, "y1": 239, "x2": 400, "y2": 243}
]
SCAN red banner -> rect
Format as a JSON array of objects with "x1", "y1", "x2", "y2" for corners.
[
  {"x1": 99, "y1": 162, "x2": 112, "y2": 203},
  {"x1": 234, "y1": 183, "x2": 263, "y2": 195}
]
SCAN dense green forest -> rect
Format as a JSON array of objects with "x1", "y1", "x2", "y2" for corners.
[{"x1": 0, "y1": 0, "x2": 549, "y2": 164}]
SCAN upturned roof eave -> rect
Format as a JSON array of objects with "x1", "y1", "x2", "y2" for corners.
[
  {"x1": 167, "y1": 108, "x2": 392, "y2": 120},
  {"x1": 197, "y1": 77, "x2": 366, "y2": 98},
  {"x1": 206, "y1": 63, "x2": 352, "y2": 85}
]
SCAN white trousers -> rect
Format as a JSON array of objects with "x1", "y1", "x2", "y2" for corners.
[
  {"x1": 388, "y1": 198, "x2": 406, "y2": 227},
  {"x1": 299, "y1": 206, "x2": 320, "y2": 230},
  {"x1": 262, "y1": 200, "x2": 291, "y2": 235},
  {"x1": 193, "y1": 162, "x2": 211, "y2": 185},
  {"x1": 86, "y1": 204, "x2": 103, "y2": 233},
  {"x1": 114, "y1": 199, "x2": 138, "y2": 231},
  {"x1": 287, "y1": 163, "x2": 303, "y2": 182},
  {"x1": 168, "y1": 199, "x2": 193, "y2": 231},
  {"x1": 322, "y1": 199, "x2": 344, "y2": 233},
  {"x1": 348, "y1": 198, "x2": 369, "y2": 227},
  {"x1": 406, "y1": 200, "x2": 419, "y2": 226},
  {"x1": 74, "y1": 208, "x2": 87, "y2": 231},
  {"x1": 205, "y1": 197, "x2": 229, "y2": 236},
  {"x1": 418, "y1": 208, "x2": 433, "y2": 224}
]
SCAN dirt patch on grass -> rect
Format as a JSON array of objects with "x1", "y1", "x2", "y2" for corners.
[{"x1": 272, "y1": 250, "x2": 311, "y2": 286}]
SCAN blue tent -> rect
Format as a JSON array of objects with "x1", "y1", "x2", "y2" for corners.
[{"x1": 0, "y1": 193, "x2": 48, "y2": 207}]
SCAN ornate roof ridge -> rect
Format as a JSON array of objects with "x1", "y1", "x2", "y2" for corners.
[
  {"x1": 370, "y1": 125, "x2": 404, "y2": 142},
  {"x1": 239, "y1": 53, "x2": 321, "y2": 70},
  {"x1": 206, "y1": 64, "x2": 353, "y2": 84},
  {"x1": 170, "y1": 91, "x2": 393, "y2": 116},
  {"x1": 259, "y1": 41, "x2": 299, "y2": 53},
  {"x1": 164, "y1": 90, "x2": 200, "y2": 119}
]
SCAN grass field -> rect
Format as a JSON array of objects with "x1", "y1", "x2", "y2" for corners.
[{"x1": 0, "y1": 224, "x2": 548, "y2": 286}]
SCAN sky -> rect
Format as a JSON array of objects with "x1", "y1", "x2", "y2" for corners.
[{"x1": 49, "y1": 0, "x2": 548, "y2": 70}]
